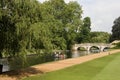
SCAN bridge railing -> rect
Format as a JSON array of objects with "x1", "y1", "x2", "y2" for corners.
[{"x1": 74, "y1": 43, "x2": 111, "y2": 47}]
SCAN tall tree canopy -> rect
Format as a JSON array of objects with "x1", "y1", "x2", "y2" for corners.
[
  {"x1": 111, "y1": 17, "x2": 120, "y2": 42},
  {"x1": 90, "y1": 32, "x2": 110, "y2": 43},
  {"x1": 0, "y1": 0, "x2": 42, "y2": 57},
  {"x1": 0, "y1": 0, "x2": 91, "y2": 58},
  {"x1": 76, "y1": 17, "x2": 91, "y2": 43}
]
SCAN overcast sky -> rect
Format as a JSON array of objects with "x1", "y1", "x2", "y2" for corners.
[{"x1": 39, "y1": 0, "x2": 120, "y2": 33}]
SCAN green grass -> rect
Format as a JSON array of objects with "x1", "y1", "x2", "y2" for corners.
[{"x1": 22, "y1": 52, "x2": 120, "y2": 80}]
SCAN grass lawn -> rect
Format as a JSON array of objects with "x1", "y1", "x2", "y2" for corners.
[{"x1": 22, "y1": 52, "x2": 120, "y2": 80}]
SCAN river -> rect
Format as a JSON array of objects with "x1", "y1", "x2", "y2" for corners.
[{"x1": 0, "y1": 49, "x2": 104, "y2": 72}]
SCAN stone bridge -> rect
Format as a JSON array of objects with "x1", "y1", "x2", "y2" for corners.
[{"x1": 72, "y1": 43, "x2": 111, "y2": 52}]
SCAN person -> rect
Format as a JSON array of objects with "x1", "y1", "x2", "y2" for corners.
[
  {"x1": 59, "y1": 53, "x2": 65, "y2": 60},
  {"x1": 54, "y1": 52, "x2": 59, "y2": 61}
]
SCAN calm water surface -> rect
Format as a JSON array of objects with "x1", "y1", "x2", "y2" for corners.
[{"x1": 0, "y1": 50, "x2": 102, "y2": 72}]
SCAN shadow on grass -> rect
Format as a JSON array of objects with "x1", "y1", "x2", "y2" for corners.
[{"x1": 0, "y1": 67, "x2": 44, "y2": 79}]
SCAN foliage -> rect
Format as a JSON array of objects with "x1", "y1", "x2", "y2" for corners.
[
  {"x1": 77, "y1": 17, "x2": 91, "y2": 43},
  {"x1": 112, "y1": 42, "x2": 120, "y2": 49},
  {"x1": 0, "y1": 0, "x2": 42, "y2": 57},
  {"x1": 9, "y1": 52, "x2": 54, "y2": 70},
  {"x1": 89, "y1": 32, "x2": 110, "y2": 43},
  {"x1": 116, "y1": 42, "x2": 120, "y2": 48},
  {"x1": 111, "y1": 17, "x2": 120, "y2": 42},
  {"x1": 0, "y1": 0, "x2": 92, "y2": 68}
]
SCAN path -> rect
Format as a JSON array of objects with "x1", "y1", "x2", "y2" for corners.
[
  {"x1": 0, "y1": 49, "x2": 120, "y2": 80},
  {"x1": 32, "y1": 49, "x2": 120, "y2": 72}
]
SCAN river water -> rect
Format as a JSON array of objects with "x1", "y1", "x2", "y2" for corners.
[
  {"x1": 71, "y1": 50, "x2": 101, "y2": 58},
  {"x1": 71, "y1": 51, "x2": 90, "y2": 58},
  {"x1": 54, "y1": 50, "x2": 101, "y2": 61},
  {"x1": 0, "y1": 50, "x2": 102, "y2": 72}
]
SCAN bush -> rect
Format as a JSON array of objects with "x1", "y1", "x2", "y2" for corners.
[{"x1": 113, "y1": 42, "x2": 120, "y2": 49}]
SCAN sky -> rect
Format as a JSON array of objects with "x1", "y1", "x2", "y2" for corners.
[{"x1": 38, "y1": 0, "x2": 120, "y2": 33}]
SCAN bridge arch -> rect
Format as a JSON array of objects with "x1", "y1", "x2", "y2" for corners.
[
  {"x1": 77, "y1": 47, "x2": 86, "y2": 51},
  {"x1": 90, "y1": 46, "x2": 100, "y2": 50},
  {"x1": 72, "y1": 43, "x2": 111, "y2": 52},
  {"x1": 89, "y1": 46, "x2": 100, "y2": 53},
  {"x1": 103, "y1": 47, "x2": 110, "y2": 52}
]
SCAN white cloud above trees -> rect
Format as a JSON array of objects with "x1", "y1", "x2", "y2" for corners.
[
  {"x1": 79, "y1": 0, "x2": 120, "y2": 33},
  {"x1": 38, "y1": 0, "x2": 120, "y2": 33}
]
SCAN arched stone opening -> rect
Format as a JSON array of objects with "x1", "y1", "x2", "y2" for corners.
[
  {"x1": 77, "y1": 47, "x2": 86, "y2": 51},
  {"x1": 103, "y1": 47, "x2": 110, "y2": 52},
  {"x1": 90, "y1": 46, "x2": 100, "y2": 53}
]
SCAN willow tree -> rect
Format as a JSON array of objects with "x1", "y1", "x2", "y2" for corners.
[
  {"x1": 0, "y1": 0, "x2": 89, "y2": 57},
  {"x1": 0, "y1": 0, "x2": 17, "y2": 57},
  {"x1": 39, "y1": 0, "x2": 84, "y2": 50},
  {"x1": 63, "y1": 1, "x2": 83, "y2": 49},
  {"x1": 40, "y1": 0, "x2": 67, "y2": 50},
  {"x1": 0, "y1": 0, "x2": 42, "y2": 57}
]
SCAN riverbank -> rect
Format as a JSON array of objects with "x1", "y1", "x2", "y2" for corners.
[
  {"x1": 23, "y1": 50, "x2": 120, "y2": 80},
  {"x1": 0, "y1": 49, "x2": 120, "y2": 80}
]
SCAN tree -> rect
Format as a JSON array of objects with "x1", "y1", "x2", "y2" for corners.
[
  {"x1": 0, "y1": 0, "x2": 89, "y2": 58},
  {"x1": 77, "y1": 17, "x2": 91, "y2": 43},
  {"x1": 0, "y1": 0, "x2": 95, "y2": 69},
  {"x1": 0, "y1": 0, "x2": 18, "y2": 57},
  {"x1": 0, "y1": 0, "x2": 42, "y2": 57},
  {"x1": 30, "y1": 22, "x2": 53, "y2": 50},
  {"x1": 111, "y1": 17, "x2": 120, "y2": 42},
  {"x1": 41, "y1": 0, "x2": 83, "y2": 50},
  {"x1": 40, "y1": 0, "x2": 67, "y2": 50},
  {"x1": 63, "y1": 1, "x2": 83, "y2": 49},
  {"x1": 90, "y1": 32, "x2": 110, "y2": 43}
]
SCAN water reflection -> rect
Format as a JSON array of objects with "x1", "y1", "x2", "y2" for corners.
[
  {"x1": 70, "y1": 49, "x2": 108, "y2": 58},
  {"x1": 71, "y1": 51, "x2": 90, "y2": 58},
  {"x1": 0, "y1": 49, "x2": 109, "y2": 73},
  {"x1": 0, "y1": 58, "x2": 9, "y2": 72},
  {"x1": 3, "y1": 65, "x2": 9, "y2": 72}
]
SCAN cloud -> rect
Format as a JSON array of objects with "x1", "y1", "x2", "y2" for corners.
[
  {"x1": 38, "y1": 0, "x2": 120, "y2": 33},
  {"x1": 38, "y1": 0, "x2": 77, "y2": 3},
  {"x1": 79, "y1": 0, "x2": 120, "y2": 33},
  {"x1": 38, "y1": 0, "x2": 47, "y2": 3},
  {"x1": 64, "y1": 0, "x2": 77, "y2": 3}
]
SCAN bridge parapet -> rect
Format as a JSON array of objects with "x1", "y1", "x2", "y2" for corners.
[
  {"x1": 72, "y1": 43, "x2": 111, "y2": 51},
  {"x1": 74, "y1": 43, "x2": 110, "y2": 46}
]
